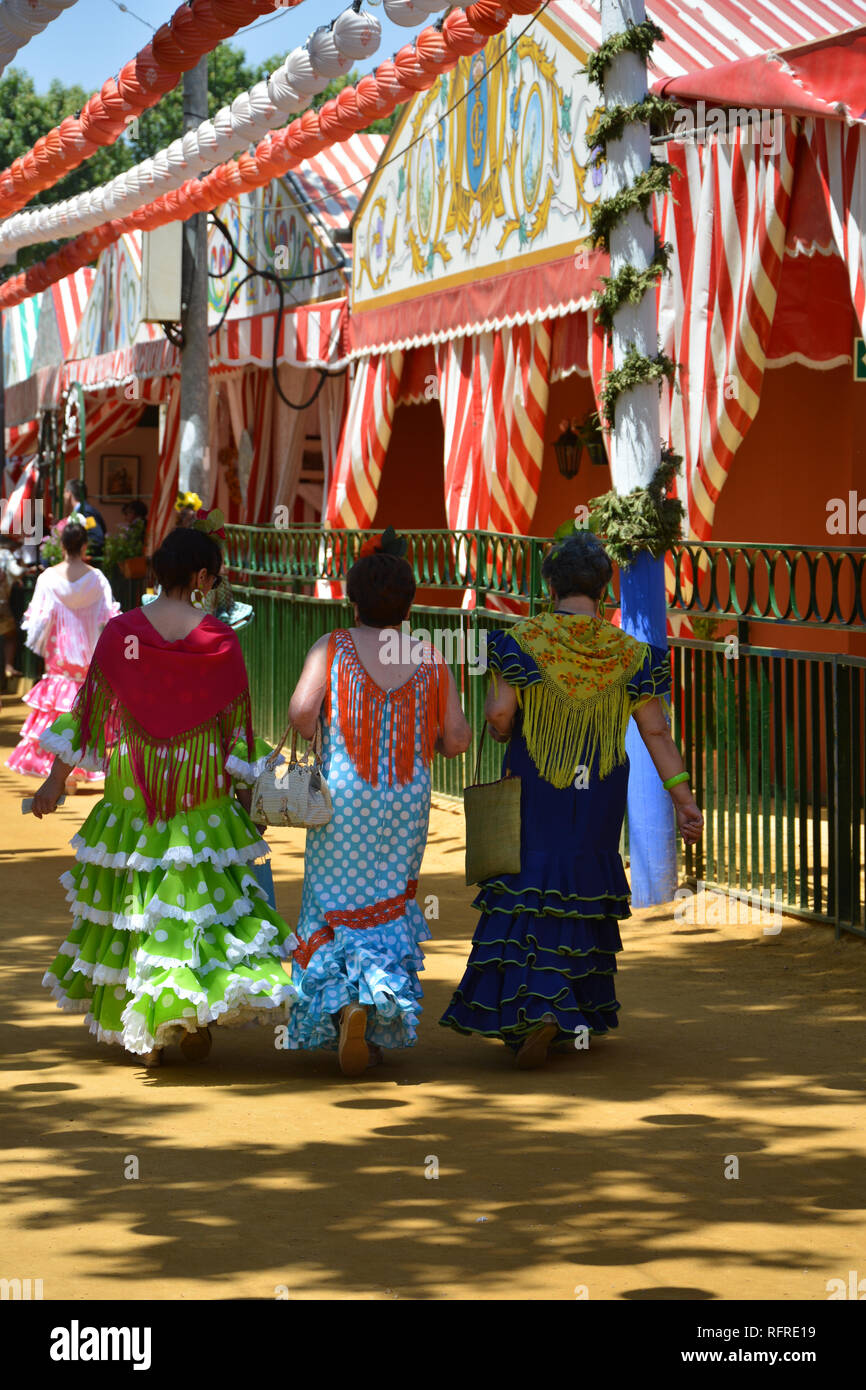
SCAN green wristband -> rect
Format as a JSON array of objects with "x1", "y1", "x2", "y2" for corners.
[{"x1": 663, "y1": 771, "x2": 690, "y2": 791}]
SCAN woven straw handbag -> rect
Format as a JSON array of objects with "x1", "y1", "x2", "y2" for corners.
[
  {"x1": 250, "y1": 723, "x2": 333, "y2": 829},
  {"x1": 463, "y1": 724, "x2": 522, "y2": 886}
]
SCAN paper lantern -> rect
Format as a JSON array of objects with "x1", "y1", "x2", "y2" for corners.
[
  {"x1": 268, "y1": 62, "x2": 307, "y2": 115},
  {"x1": 441, "y1": 9, "x2": 488, "y2": 56},
  {"x1": 284, "y1": 44, "x2": 331, "y2": 97},
  {"x1": 332, "y1": 7, "x2": 382, "y2": 60},
  {"x1": 371, "y1": 59, "x2": 415, "y2": 107},
  {"x1": 355, "y1": 73, "x2": 388, "y2": 119},
  {"x1": 383, "y1": 0, "x2": 431, "y2": 26},
  {"x1": 318, "y1": 98, "x2": 353, "y2": 144},
  {"x1": 336, "y1": 85, "x2": 366, "y2": 133},
  {"x1": 416, "y1": 25, "x2": 459, "y2": 74},
  {"x1": 307, "y1": 25, "x2": 354, "y2": 80},
  {"x1": 464, "y1": 2, "x2": 511, "y2": 36},
  {"x1": 150, "y1": 22, "x2": 192, "y2": 73},
  {"x1": 394, "y1": 45, "x2": 439, "y2": 92}
]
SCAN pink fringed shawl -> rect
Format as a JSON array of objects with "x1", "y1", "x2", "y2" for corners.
[{"x1": 75, "y1": 608, "x2": 254, "y2": 822}]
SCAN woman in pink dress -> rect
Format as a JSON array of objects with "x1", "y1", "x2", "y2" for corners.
[{"x1": 7, "y1": 519, "x2": 118, "y2": 791}]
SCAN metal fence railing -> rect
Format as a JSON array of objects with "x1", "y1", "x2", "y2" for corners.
[{"x1": 8, "y1": 527, "x2": 864, "y2": 939}]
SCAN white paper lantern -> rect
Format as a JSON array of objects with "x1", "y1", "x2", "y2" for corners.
[
  {"x1": 284, "y1": 44, "x2": 331, "y2": 97},
  {"x1": 332, "y1": 7, "x2": 382, "y2": 59},
  {"x1": 195, "y1": 121, "x2": 220, "y2": 165},
  {"x1": 306, "y1": 25, "x2": 354, "y2": 79},
  {"x1": 383, "y1": 0, "x2": 431, "y2": 26},
  {"x1": 267, "y1": 62, "x2": 307, "y2": 115},
  {"x1": 413, "y1": 0, "x2": 450, "y2": 12},
  {"x1": 182, "y1": 128, "x2": 205, "y2": 169}
]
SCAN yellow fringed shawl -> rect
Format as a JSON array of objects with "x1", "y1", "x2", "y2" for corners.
[{"x1": 510, "y1": 613, "x2": 649, "y2": 788}]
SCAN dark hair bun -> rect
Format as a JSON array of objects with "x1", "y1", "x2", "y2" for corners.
[
  {"x1": 152, "y1": 527, "x2": 222, "y2": 593},
  {"x1": 541, "y1": 531, "x2": 613, "y2": 602},
  {"x1": 347, "y1": 551, "x2": 416, "y2": 627}
]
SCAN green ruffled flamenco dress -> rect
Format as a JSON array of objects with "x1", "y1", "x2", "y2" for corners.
[{"x1": 40, "y1": 607, "x2": 297, "y2": 1056}]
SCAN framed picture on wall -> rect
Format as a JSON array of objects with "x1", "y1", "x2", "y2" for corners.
[{"x1": 100, "y1": 454, "x2": 140, "y2": 501}]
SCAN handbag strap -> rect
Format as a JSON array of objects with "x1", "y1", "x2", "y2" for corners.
[
  {"x1": 270, "y1": 720, "x2": 322, "y2": 769},
  {"x1": 472, "y1": 722, "x2": 511, "y2": 786}
]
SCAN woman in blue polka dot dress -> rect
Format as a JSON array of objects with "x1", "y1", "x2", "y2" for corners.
[{"x1": 287, "y1": 532, "x2": 471, "y2": 1076}]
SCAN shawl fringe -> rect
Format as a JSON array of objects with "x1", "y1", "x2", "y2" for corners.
[
  {"x1": 324, "y1": 630, "x2": 447, "y2": 787},
  {"x1": 75, "y1": 661, "x2": 254, "y2": 823},
  {"x1": 510, "y1": 618, "x2": 649, "y2": 788}
]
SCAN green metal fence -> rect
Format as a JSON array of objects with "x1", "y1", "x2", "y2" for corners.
[
  {"x1": 9, "y1": 525, "x2": 862, "y2": 937},
  {"x1": 224, "y1": 525, "x2": 866, "y2": 939}
]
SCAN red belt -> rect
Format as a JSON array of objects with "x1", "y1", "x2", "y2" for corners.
[{"x1": 293, "y1": 879, "x2": 418, "y2": 971}]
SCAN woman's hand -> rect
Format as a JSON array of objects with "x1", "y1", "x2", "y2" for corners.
[
  {"x1": 675, "y1": 797, "x2": 704, "y2": 845},
  {"x1": 32, "y1": 774, "x2": 65, "y2": 819}
]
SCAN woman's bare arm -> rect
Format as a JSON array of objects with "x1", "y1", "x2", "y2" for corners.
[
  {"x1": 435, "y1": 665, "x2": 472, "y2": 758},
  {"x1": 288, "y1": 634, "x2": 330, "y2": 741},
  {"x1": 632, "y1": 697, "x2": 704, "y2": 844},
  {"x1": 485, "y1": 671, "x2": 519, "y2": 743}
]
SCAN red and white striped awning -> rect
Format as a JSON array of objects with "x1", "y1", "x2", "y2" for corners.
[
  {"x1": 3, "y1": 300, "x2": 350, "y2": 419},
  {"x1": 553, "y1": 0, "x2": 866, "y2": 77},
  {"x1": 287, "y1": 134, "x2": 386, "y2": 235},
  {"x1": 653, "y1": 22, "x2": 866, "y2": 122}
]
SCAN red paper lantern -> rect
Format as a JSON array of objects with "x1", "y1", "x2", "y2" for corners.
[
  {"x1": 416, "y1": 26, "x2": 460, "y2": 75},
  {"x1": 151, "y1": 23, "x2": 195, "y2": 73},
  {"x1": 441, "y1": 9, "x2": 488, "y2": 57},
  {"x1": 394, "y1": 45, "x2": 438, "y2": 92},
  {"x1": 465, "y1": 1, "x2": 511, "y2": 36},
  {"x1": 371, "y1": 59, "x2": 415, "y2": 107},
  {"x1": 336, "y1": 85, "x2": 367, "y2": 133},
  {"x1": 318, "y1": 99, "x2": 349, "y2": 144},
  {"x1": 355, "y1": 73, "x2": 389, "y2": 119}
]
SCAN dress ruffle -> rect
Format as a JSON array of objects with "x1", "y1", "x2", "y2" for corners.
[
  {"x1": 441, "y1": 850, "x2": 627, "y2": 1049},
  {"x1": 43, "y1": 783, "x2": 295, "y2": 1053},
  {"x1": 287, "y1": 902, "x2": 430, "y2": 1051},
  {"x1": 67, "y1": 796, "x2": 268, "y2": 873},
  {"x1": 7, "y1": 702, "x2": 102, "y2": 781}
]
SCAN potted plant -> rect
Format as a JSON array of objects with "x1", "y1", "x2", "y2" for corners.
[{"x1": 104, "y1": 518, "x2": 147, "y2": 579}]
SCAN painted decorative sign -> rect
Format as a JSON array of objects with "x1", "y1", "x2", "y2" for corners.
[
  {"x1": 208, "y1": 175, "x2": 347, "y2": 320},
  {"x1": 72, "y1": 234, "x2": 145, "y2": 360},
  {"x1": 353, "y1": 12, "x2": 603, "y2": 316}
]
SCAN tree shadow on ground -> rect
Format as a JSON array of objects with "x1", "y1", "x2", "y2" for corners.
[{"x1": 2, "y1": 720, "x2": 865, "y2": 1300}]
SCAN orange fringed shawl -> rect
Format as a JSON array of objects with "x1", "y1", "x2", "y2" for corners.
[{"x1": 324, "y1": 630, "x2": 448, "y2": 787}]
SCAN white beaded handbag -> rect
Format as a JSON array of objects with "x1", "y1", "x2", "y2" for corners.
[{"x1": 250, "y1": 723, "x2": 333, "y2": 829}]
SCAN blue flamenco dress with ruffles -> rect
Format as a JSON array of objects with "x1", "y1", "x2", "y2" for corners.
[
  {"x1": 286, "y1": 631, "x2": 445, "y2": 1053},
  {"x1": 440, "y1": 625, "x2": 670, "y2": 1050}
]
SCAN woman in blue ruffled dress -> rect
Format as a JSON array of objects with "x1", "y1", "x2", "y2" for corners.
[
  {"x1": 440, "y1": 532, "x2": 703, "y2": 1069},
  {"x1": 287, "y1": 529, "x2": 471, "y2": 1076}
]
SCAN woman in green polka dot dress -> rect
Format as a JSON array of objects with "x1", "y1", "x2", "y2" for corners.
[{"x1": 31, "y1": 525, "x2": 297, "y2": 1068}]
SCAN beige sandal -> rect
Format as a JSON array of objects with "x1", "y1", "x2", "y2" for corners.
[
  {"x1": 516, "y1": 1017, "x2": 558, "y2": 1071},
  {"x1": 338, "y1": 1004, "x2": 369, "y2": 1077}
]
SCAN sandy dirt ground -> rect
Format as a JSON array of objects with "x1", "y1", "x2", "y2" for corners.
[{"x1": 1, "y1": 699, "x2": 865, "y2": 1302}]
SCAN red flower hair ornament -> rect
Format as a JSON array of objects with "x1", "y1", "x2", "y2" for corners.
[{"x1": 193, "y1": 507, "x2": 227, "y2": 541}]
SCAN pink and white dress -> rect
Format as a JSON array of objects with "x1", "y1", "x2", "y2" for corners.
[{"x1": 7, "y1": 565, "x2": 119, "y2": 781}]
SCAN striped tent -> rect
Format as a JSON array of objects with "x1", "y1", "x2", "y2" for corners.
[{"x1": 332, "y1": 0, "x2": 866, "y2": 566}]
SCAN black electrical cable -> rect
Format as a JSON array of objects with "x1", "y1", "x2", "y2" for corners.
[{"x1": 204, "y1": 210, "x2": 348, "y2": 411}]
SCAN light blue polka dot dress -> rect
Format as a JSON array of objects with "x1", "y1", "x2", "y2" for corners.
[{"x1": 287, "y1": 631, "x2": 442, "y2": 1051}]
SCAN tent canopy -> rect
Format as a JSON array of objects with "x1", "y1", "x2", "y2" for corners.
[{"x1": 653, "y1": 23, "x2": 866, "y2": 123}]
